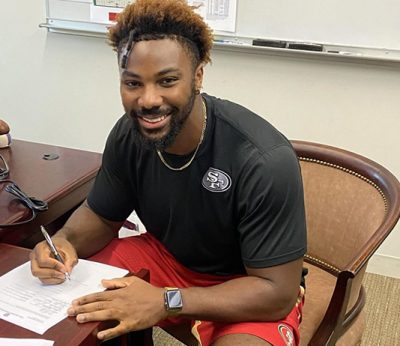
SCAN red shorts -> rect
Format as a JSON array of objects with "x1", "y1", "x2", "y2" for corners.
[{"x1": 90, "y1": 233, "x2": 305, "y2": 346}]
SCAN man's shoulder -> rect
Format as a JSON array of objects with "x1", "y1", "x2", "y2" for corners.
[
  {"x1": 106, "y1": 114, "x2": 137, "y2": 148},
  {"x1": 103, "y1": 114, "x2": 139, "y2": 161},
  {"x1": 109, "y1": 114, "x2": 132, "y2": 138},
  {"x1": 204, "y1": 94, "x2": 292, "y2": 155}
]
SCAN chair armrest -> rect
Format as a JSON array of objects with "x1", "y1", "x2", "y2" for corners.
[
  {"x1": 309, "y1": 271, "x2": 353, "y2": 345},
  {"x1": 308, "y1": 268, "x2": 366, "y2": 346}
]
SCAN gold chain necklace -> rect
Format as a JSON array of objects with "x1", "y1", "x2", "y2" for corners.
[{"x1": 156, "y1": 100, "x2": 207, "y2": 171}]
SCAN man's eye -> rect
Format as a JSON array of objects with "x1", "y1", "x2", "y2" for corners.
[
  {"x1": 161, "y1": 78, "x2": 178, "y2": 86},
  {"x1": 125, "y1": 81, "x2": 141, "y2": 88}
]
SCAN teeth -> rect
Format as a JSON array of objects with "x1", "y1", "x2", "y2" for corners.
[{"x1": 142, "y1": 115, "x2": 166, "y2": 123}]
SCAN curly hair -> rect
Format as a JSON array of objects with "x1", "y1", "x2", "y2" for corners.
[{"x1": 108, "y1": 0, "x2": 214, "y2": 68}]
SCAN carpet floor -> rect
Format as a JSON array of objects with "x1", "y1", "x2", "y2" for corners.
[{"x1": 361, "y1": 272, "x2": 400, "y2": 346}]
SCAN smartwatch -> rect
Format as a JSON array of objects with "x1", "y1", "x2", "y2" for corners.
[{"x1": 164, "y1": 287, "x2": 183, "y2": 314}]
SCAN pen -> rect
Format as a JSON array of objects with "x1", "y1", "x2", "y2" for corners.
[{"x1": 40, "y1": 225, "x2": 71, "y2": 280}]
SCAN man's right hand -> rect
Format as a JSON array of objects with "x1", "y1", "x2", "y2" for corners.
[{"x1": 30, "y1": 237, "x2": 78, "y2": 285}]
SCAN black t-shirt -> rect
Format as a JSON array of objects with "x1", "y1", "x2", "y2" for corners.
[{"x1": 87, "y1": 94, "x2": 307, "y2": 276}]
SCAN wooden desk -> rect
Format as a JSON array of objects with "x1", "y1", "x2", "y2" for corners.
[
  {"x1": 0, "y1": 243, "x2": 151, "y2": 346},
  {"x1": 0, "y1": 140, "x2": 102, "y2": 247}
]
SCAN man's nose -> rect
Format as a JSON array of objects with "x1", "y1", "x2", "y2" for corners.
[{"x1": 138, "y1": 85, "x2": 163, "y2": 109}]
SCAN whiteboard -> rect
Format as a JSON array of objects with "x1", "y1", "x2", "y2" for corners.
[
  {"x1": 43, "y1": 0, "x2": 400, "y2": 61},
  {"x1": 234, "y1": 0, "x2": 400, "y2": 50}
]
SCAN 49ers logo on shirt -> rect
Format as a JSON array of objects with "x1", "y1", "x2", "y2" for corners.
[
  {"x1": 278, "y1": 324, "x2": 294, "y2": 346},
  {"x1": 202, "y1": 167, "x2": 231, "y2": 192}
]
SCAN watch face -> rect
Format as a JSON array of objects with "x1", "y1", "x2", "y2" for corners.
[{"x1": 165, "y1": 289, "x2": 183, "y2": 310}]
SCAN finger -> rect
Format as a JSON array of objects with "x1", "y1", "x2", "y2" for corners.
[
  {"x1": 101, "y1": 278, "x2": 128, "y2": 290},
  {"x1": 72, "y1": 306, "x2": 118, "y2": 324},
  {"x1": 68, "y1": 300, "x2": 110, "y2": 317},
  {"x1": 32, "y1": 270, "x2": 67, "y2": 284},
  {"x1": 30, "y1": 245, "x2": 67, "y2": 272},
  {"x1": 63, "y1": 257, "x2": 78, "y2": 276},
  {"x1": 40, "y1": 277, "x2": 67, "y2": 285},
  {"x1": 42, "y1": 258, "x2": 70, "y2": 276},
  {"x1": 30, "y1": 243, "x2": 52, "y2": 266},
  {"x1": 30, "y1": 259, "x2": 68, "y2": 283},
  {"x1": 71, "y1": 290, "x2": 110, "y2": 306},
  {"x1": 97, "y1": 323, "x2": 131, "y2": 341},
  {"x1": 102, "y1": 275, "x2": 143, "y2": 289}
]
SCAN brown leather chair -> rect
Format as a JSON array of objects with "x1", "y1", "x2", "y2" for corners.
[{"x1": 292, "y1": 141, "x2": 400, "y2": 346}]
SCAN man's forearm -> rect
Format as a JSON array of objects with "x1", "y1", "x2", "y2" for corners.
[
  {"x1": 177, "y1": 258, "x2": 304, "y2": 323},
  {"x1": 179, "y1": 275, "x2": 298, "y2": 323},
  {"x1": 53, "y1": 201, "x2": 122, "y2": 258}
]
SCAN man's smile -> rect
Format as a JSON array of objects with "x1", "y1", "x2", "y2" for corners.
[
  {"x1": 137, "y1": 113, "x2": 171, "y2": 130},
  {"x1": 140, "y1": 115, "x2": 167, "y2": 123}
]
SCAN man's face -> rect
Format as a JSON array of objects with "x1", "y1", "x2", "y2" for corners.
[{"x1": 120, "y1": 39, "x2": 202, "y2": 150}]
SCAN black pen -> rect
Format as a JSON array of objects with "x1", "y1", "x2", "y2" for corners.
[{"x1": 40, "y1": 225, "x2": 71, "y2": 280}]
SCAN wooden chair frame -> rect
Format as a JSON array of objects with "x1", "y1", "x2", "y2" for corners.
[{"x1": 292, "y1": 140, "x2": 400, "y2": 345}]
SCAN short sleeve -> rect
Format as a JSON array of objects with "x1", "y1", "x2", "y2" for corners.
[
  {"x1": 237, "y1": 145, "x2": 307, "y2": 268},
  {"x1": 87, "y1": 125, "x2": 136, "y2": 221}
]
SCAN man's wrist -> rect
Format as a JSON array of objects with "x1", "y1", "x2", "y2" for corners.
[{"x1": 164, "y1": 287, "x2": 183, "y2": 315}]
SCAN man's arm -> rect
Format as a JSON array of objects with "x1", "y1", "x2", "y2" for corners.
[
  {"x1": 31, "y1": 200, "x2": 123, "y2": 284},
  {"x1": 67, "y1": 256, "x2": 304, "y2": 341},
  {"x1": 53, "y1": 200, "x2": 123, "y2": 258},
  {"x1": 179, "y1": 257, "x2": 304, "y2": 322}
]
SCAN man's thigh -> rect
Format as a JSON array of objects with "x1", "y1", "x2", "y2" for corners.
[
  {"x1": 212, "y1": 333, "x2": 272, "y2": 346},
  {"x1": 162, "y1": 324, "x2": 272, "y2": 346},
  {"x1": 192, "y1": 319, "x2": 299, "y2": 346}
]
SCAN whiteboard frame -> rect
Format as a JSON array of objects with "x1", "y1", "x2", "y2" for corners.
[
  {"x1": 41, "y1": 0, "x2": 400, "y2": 65},
  {"x1": 39, "y1": 17, "x2": 400, "y2": 67}
]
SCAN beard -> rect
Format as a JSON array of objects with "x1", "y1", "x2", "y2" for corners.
[{"x1": 128, "y1": 85, "x2": 196, "y2": 151}]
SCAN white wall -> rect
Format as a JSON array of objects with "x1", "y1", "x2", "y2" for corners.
[{"x1": 1, "y1": 1, "x2": 399, "y2": 276}]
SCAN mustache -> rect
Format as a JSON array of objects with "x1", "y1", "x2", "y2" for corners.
[{"x1": 131, "y1": 106, "x2": 175, "y2": 118}]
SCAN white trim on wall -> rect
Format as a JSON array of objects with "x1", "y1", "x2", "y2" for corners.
[{"x1": 367, "y1": 254, "x2": 400, "y2": 279}]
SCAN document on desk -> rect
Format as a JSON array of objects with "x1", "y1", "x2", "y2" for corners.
[
  {"x1": 0, "y1": 338, "x2": 54, "y2": 346},
  {"x1": 0, "y1": 260, "x2": 128, "y2": 335}
]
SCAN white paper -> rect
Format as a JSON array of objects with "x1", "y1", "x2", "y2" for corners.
[
  {"x1": 0, "y1": 338, "x2": 54, "y2": 346},
  {"x1": 58, "y1": 0, "x2": 91, "y2": 3},
  {"x1": 119, "y1": 210, "x2": 147, "y2": 238},
  {"x1": 94, "y1": 0, "x2": 132, "y2": 7},
  {"x1": 188, "y1": 0, "x2": 237, "y2": 32},
  {"x1": 90, "y1": 1, "x2": 237, "y2": 32},
  {"x1": 0, "y1": 260, "x2": 128, "y2": 335},
  {"x1": 90, "y1": 4, "x2": 124, "y2": 24}
]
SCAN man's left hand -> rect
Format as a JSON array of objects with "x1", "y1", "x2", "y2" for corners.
[{"x1": 67, "y1": 276, "x2": 167, "y2": 341}]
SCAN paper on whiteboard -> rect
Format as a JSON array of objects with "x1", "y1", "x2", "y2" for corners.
[
  {"x1": 94, "y1": 0, "x2": 131, "y2": 7},
  {"x1": 91, "y1": 0, "x2": 132, "y2": 24},
  {"x1": 90, "y1": 4, "x2": 124, "y2": 24},
  {"x1": 0, "y1": 260, "x2": 128, "y2": 335},
  {"x1": 188, "y1": 0, "x2": 237, "y2": 33},
  {"x1": 90, "y1": 0, "x2": 237, "y2": 32}
]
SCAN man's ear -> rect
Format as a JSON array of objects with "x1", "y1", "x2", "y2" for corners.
[{"x1": 194, "y1": 64, "x2": 204, "y2": 91}]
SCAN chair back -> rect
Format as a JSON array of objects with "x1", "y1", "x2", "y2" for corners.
[
  {"x1": 292, "y1": 141, "x2": 400, "y2": 345},
  {"x1": 292, "y1": 141, "x2": 400, "y2": 275}
]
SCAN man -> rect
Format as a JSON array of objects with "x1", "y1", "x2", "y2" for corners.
[{"x1": 30, "y1": 1, "x2": 307, "y2": 345}]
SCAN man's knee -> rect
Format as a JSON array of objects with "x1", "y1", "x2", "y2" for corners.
[{"x1": 212, "y1": 333, "x2": 272, "y2": 346}]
